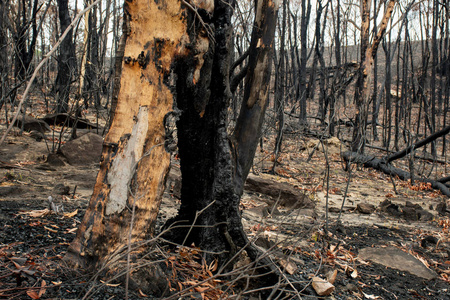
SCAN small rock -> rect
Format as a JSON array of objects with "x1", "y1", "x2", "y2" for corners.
[
  {"x1": 417, "y1": 209, "x2": 434, "y2": 221},
  {"x1": 358, "y1": 246, "x2": 437, "y2": 280},
  {"x1": 356, "y1": 203, "x2": 375, "y2": 214},
  {"x1": 402, "y1": 206, "x2": 419, "y2": 220},
  {"x1": 60, "y1": 133, "x2": 103, "y2": 165},
  {"x1": 379, "y1": 200, "x2": 402, "y2": 217},
  {"x1": 421, "y1": 236, "x2": 438, "y2": 248},
  {"x1": 436, "y1": 202, "x2": 448, "y2": 215},
  {"x1": 46, "y1": 153, "x2": 65, "y2": 166},
  {"x1": 29, "y1": 130, "x2": 45, "y2": 141}
]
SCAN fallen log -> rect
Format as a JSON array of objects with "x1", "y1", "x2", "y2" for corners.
[
  {"x1": 385, "y1": 125, "x2": 450, "y2": 163},
  {"x1": 166, "y1": 167, "x2": 315, "y2": 208},
  {"x1": 438, "y1": 176, "x2": 450, "y2": 184},
  {"x1": 245, "y1": 174, "x2": 315, "y2": 208},
  {"x1": 41, "y1": 113, "x2": 99, "y2": 129},
  {"x1": 365, "y1": 143, "x2": 448, "y2": 164},
  {"x1": 342, "y1": 151, "x2": 450, "y2": 197}
]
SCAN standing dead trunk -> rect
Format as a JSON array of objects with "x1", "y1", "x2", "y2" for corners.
[
  {"x1": 65, "y1": 0, "x2": 190, "y2": 268},
  {"x1": 165, "y1": 0, "x2": 279, "y2": 268},
  {"x1": 352, "y1": 0, "x2": 396, "y2": 153},
  {"x1": 55, "y1": 0, "x2": 76, "y2": 113},
  {"x1": 161, "y1": 0, "x2": 281, "y2": 277},
  {"x1": 298, "y1": 0, "x2": 311, "y2": 126},
  {"x1": 14, "y1": 0, "x2": 39, "y2": 81},
  {"x1": 272, "y1": 0, "x2": 287, "y2": 172},
  {"x1": 0, "y1": 0, "x2": 7, "y2": 111},
  {"x1": 67, "y1": 0, "x2": 279, "y2": 276}
]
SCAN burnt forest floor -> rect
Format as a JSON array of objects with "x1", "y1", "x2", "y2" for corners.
[{"x1": 1, "y1": 111, "x2": 450, "y2": 300}]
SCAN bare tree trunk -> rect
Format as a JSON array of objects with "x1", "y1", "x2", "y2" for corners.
[
  {"x1": 298, "y1": 0, "x2": 311, "y2": 126},
  {"x1": 273, "y1": 0, "x2": 287, "y2": 172},
  {"x1": 167, "y1": 0, "x2": 279, "y2": 270},
  {"x1": 65, "y1": 0, "x2": 190, "y2": 268},
  {"x1": 14, "y1": 0, "x2": 39, "y2": 81},
  {"x1": 352, "y1": 0, "x2": 396, "y2": 153},
  {"x1": 0, "y1": 0, "x2": 8, "y2": 111},
  {"x1": 430, "y1": 0, "x2": 438, "y2": 156},
  {"x1": 55, "y1": 0, "x2": 76, "y2": 113}
]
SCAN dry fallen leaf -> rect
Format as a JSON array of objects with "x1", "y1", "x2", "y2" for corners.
[
  {"x1": 279, "y1": 258, "x2": 298, "y2": 275},
  {"x1": 63, "y1": 209, "x2": 78, "y2": 218},
  {"x1": 311, "y1": 276, "x2": 335, "y2": 296},
  {"x1": 18, "y1": 209, "x2": 50, "y2": 218},
  {"x1": 326, "y1": 269, "x2": 338, "y2": 284}
]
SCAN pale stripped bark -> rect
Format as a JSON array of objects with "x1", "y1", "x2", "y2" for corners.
[{"x1": 65, "y1": 0, "x2": 193, "y2": 267}]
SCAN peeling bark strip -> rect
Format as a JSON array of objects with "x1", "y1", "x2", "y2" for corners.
[
  {"x1": 65, "y1": 0, "x2": 190, "y2": 268},
  {"x1": 106, "y1": 106, "x2": 148, "y2": 215}
]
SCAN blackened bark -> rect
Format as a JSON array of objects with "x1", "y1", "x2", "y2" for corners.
[
  {"x1": 55, "y1": 0, "x2": 76, "y2": 113},
  {"x1": 272, "y1": 0, "x2": 287, "y2": 171},
  {"x1": 166, "y1": 0, "x2": 279, "y2": 273},
  {"x1": 0, "y1": 0, "x2": 7, "y2": 110},
  {"x1": 83, "y1": 2, "x2": 100, "y2": 108},
  {"x1": 14, "y1": 0, "x2": 39, "y2": 80},
  {"x1": 298, "y1": 0, "x2": 311, "y2": 126}
]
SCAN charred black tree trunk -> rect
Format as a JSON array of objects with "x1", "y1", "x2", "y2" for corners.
[
  {"x1": 55, "y1": 0, "x2": 76, "y2": 113},
  {"x1": 83, "y1": 3, "x2": 100, "y2": 108},
  {"x1": 0, "y1": 0, "x2": 7, "y2": 111},
  {"x1": 169, "y1": 1, "x2": 239, "y2": 261},
  {"x1": 166, "y1": 0, "x2": 279, "y2": 271},
  {"x1": 14, "y1": 0, "x2": 39, "y2": 81},
  {"x1": 298, "y1": 0, "x2": 310, "y2": 126}
]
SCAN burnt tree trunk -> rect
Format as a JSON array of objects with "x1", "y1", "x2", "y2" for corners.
[
  {"x1": 65, "y1": 0, "x2": 191, "y2": 268},
  {"x1": 298, "y1": 0, "x2": 311, "y2": 126},
  {"x1": 14, "y1": 0, "x2": 39, "y2": 81},
  {"x1": 0, "y1": 0, "x2": 7, "y2": 111},
  {"x1": 55, "y1": 0, "x2": 76, "y2": 113},
  {"x1": 352, "y1": 0, "x2": 396, "y2": 153},
  {"x1": 166, "y1": 0, "x2": 279, "y2": 267},
  {"x1": 66, "y1": 0, "x2": 279, "y2": 272}
]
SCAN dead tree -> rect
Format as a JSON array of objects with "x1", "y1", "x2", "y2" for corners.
[
  {"x1": 55, "y1": 0, "x2": 76, "y2": 113},
  {"x1": 351, "y1": 0, "x2": 396, "y2": 153},
  {"x1": 13, "y1": 0, "x2": 39, "y2": 81},
  {"x1": 343, "y1": 124, "x2": 450, "y2": 197},
  {"x1": 66, "y1": 0, "x2": 281, "y2": 278}
]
